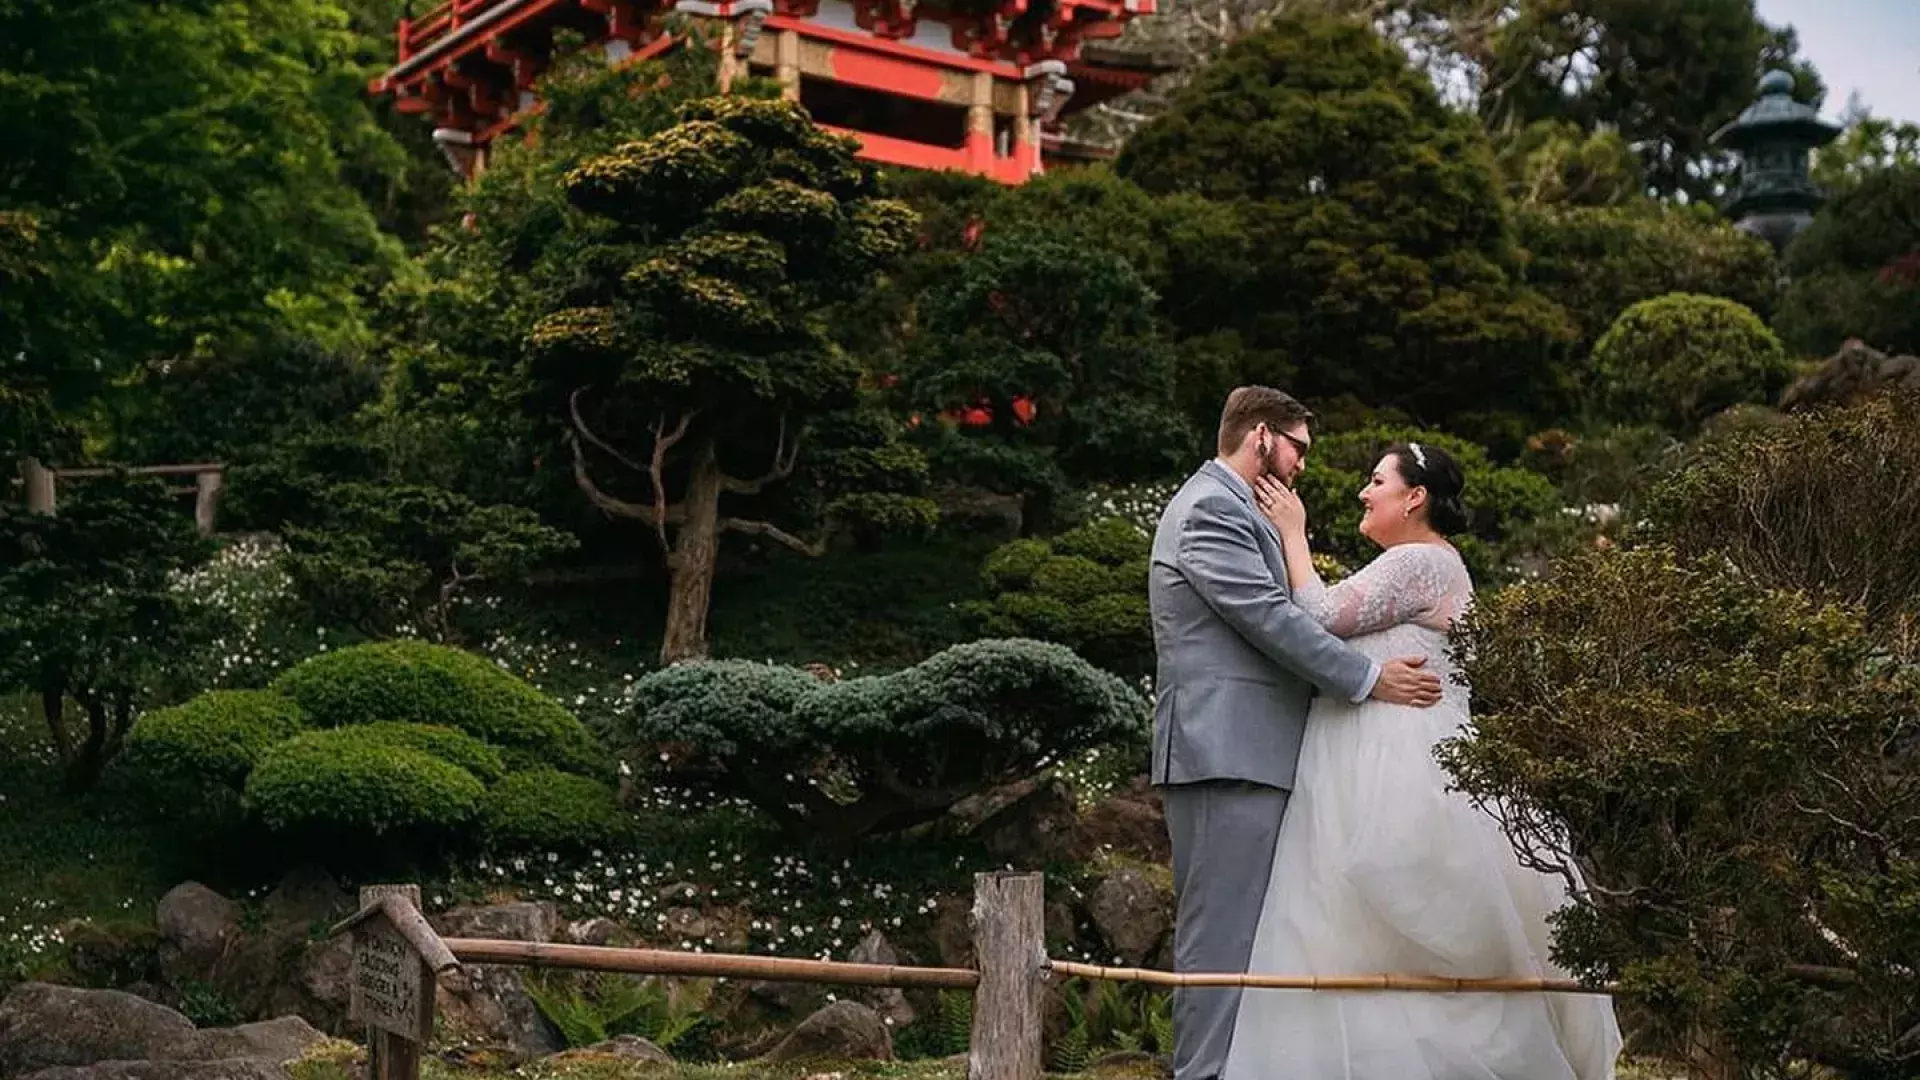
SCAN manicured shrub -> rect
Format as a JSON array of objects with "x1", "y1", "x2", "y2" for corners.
[
  {"x1": 1446, "y1": 546, "x2": 1920, "y2": 1076},
  {"x1": 121, "y1": 690, "x2": 307, "y2": 826},
  {"x1": 1590, "y1": 292, "x2": 1794, "y2": 432},
  {"x1": 243, "y1": 726, "x2": 486, "y2": 841},
  {"x1": 620, "y1": 638, "x2": 1148, "y2": 838},
  {"x1": 271, "y1": 640, "x2": 599, "y2": 774},
  {"x1": 342, "y1": 722, "x2": 507, "y2": 785},
  {"x1": 970, "y1": 518, "x2": 1150, "y2": 678},
  {"x1": 1643, "y1": 391, "x2": 1920, "y2": 634},
  {"x1": 482, "y1": 768, "x2": 624, "y2": 852}
]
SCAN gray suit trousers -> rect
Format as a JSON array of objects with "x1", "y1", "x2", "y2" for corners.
[{"x1": 1162, "y1": 780, "x2": 1290, "y2": 1080}]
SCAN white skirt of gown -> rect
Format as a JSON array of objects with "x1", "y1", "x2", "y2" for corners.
[{"x1": 1222, "y1": 622, "x2": 1621, "y2": 1080}]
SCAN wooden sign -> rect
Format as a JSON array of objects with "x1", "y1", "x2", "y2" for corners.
[{"x1": 352, "y1": 914, "x2": 431, "y2": 1042}]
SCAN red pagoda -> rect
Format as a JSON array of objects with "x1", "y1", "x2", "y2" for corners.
[{"x1": 370, "y1": 0, "x2": 1170, "y2": 182}]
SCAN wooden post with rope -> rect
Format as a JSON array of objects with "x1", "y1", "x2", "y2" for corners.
[
  {"x1": 21, "y1": 459, "x2": 54, "y2": 515},
  {"x1": 967, "y1": 872, "x2": 1047, "y2": 1080}
]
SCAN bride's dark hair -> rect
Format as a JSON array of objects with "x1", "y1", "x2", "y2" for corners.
[{"x1": 1386, "y1": 442, "x2": 1469, "y2": 535}]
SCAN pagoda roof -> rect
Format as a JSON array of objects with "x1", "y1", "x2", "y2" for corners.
[{"x1": 1711, "y1": 70, "x2": 1841, "y2": 150}]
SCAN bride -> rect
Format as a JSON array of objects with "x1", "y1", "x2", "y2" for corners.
[{"x1": 1222, "y1": 441, "x2": 1621, "y2": 1080}]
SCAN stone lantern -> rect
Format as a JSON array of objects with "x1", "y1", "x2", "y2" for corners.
[{"x1": 1711, "y1": 69, "x2": 1842, "y2": 254}]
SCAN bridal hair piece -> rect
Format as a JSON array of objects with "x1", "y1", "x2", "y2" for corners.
[{"x1": 1408, "y1": 442, "x2": 1429, "y2": 471}]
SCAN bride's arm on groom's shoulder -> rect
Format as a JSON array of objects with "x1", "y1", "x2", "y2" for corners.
[{"x1": 1174, "y1": 492, "x2": 1376, "y2": 703}]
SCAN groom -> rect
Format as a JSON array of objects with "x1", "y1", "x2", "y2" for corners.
[{"x1": 1149, "y1": 386, "x2": 1443, "y2": 1080}]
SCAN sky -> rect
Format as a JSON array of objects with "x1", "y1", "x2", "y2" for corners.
[{"x1": 1754, "y1": 0, "x2": 1920, "y2": 125}]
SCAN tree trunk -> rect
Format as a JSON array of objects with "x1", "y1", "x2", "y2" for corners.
[
  {"x1": 659, "y1": 436, "x2": 724, "y2": 666},
  {"x1": 62, "y1": 695, "x2": 112, "y2": 793}
]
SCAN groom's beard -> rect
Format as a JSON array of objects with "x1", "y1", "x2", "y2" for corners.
[{"x1": 1257, "y1": 439, "x2": 1294, "y2": 487}]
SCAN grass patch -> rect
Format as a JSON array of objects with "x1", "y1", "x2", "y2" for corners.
[{"x1": 0, "y1": 694, "x2": 191, "y2": 987}]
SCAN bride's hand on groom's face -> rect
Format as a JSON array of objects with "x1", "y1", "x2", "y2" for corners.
[{"x1": 1254, "y1": 475, "x2": 1307, "y2": 536}]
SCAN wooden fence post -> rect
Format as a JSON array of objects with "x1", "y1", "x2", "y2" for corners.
[
  {"x1": 22, "y1": 458, "x2": 54, "y2": 515},
  {"x1": 354, "y1": 885, "x2": 435, "y2": 1080},
  {"x1": 193, "y1": 469, "x2": 223, "y2": 536},
  {"x1": 968, "y1": 872, "x2": 1046, "y2": 1080}
]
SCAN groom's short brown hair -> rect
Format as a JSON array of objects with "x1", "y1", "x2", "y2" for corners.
[{"x1": 1217, "y1": 386, "x2": 1314, "y2": 455}]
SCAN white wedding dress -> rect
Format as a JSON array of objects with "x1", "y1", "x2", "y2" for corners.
[{"x1": 1223, "y1": 542, "x2": 1621, "y2": 1080}]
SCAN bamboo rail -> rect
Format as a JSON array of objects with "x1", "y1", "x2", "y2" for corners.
[
  {"x1": 1047, "y1": 958, "x2": 1617, "y2": 995},
  {"x1": 442, "y1": 937, "x2": 980, "y2": 989}
]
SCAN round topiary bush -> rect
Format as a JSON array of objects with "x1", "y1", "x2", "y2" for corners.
[
  {"x1": 970, "y1": 518, "x2": 1151, "y2": 678},
  {"x1": 342, "y1": 722, "x2": 508, "y2": 785},
  {"x1": 243, "y1": 726, "x2": 486, "y2": 841},
  {"x1": 481, "y1": 768, "x2": 623, "y2": 852},
  {"x1": 1590, "y1": 292, "x2": 1794, "y2": 433},
  {"x1": 270, "y1": 640, "x2": 599, "y2": 775},
  {"x1": 121, "y1": 690, "x2": 308, "y2": 826}
]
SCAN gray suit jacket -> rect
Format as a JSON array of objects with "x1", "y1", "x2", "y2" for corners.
[{"x1": 1148, "y1": 461, "x2": 1376, "y2": 790}]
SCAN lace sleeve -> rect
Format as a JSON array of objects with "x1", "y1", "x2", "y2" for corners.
[{"x1": 1292, "y1": 544, "x2": 1465, "y2": 639}]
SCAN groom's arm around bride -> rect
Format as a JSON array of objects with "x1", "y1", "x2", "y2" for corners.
[{"x1": 1148, "y1": 386, "x2": 1440, "y2": 1080}]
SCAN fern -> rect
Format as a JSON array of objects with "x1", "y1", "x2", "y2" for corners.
[
  {"x1": 1146, "y1": 991, "x2": 1174, "y2": 1053},
  {"x1": 523, "y1": 976, "x2": 606, "y2": 1047},
  {"x1": 937, "y1": 989, "x2": 974, "y2": 1056}
]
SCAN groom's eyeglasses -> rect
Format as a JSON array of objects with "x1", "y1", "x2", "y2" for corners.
[{"x1": 1273, "y1": 430, "x2": 1311, "y2": 459}]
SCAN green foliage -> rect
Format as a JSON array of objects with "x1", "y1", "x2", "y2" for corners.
[
  {"x1": 482, "y1": 768, "x2": 622, "y2": 852},
  {"x1": 279, "y1": 481, "x2": 577, "y2": 641},
  {"x1": 898, "y1": 229, "x2": 1197, "y2": 523},
  {"x1": 1644, "y1": 392, "x2": 1920, "y2": 633},
  {"x1": 620, "y1": 639, "x2": 1148, "y2": 838},
  {"x1": 1049, "y1": 981, "x2": 1171, "y2": 1072},
  {"x1": 1444, "y1": 546, "x2": 1920, "y2": 1076},
  {"x1": 1495, "y1": 120, "x2": 1643, "y2": 208},
  {"x1": 0, "y1": 474, "x2": 214, "y2": 791},
  {"x1": 970, "y1": 519, "x2": 1151, "y2": 679},
  {"x1": 1513, "y1": 201, "x2": 1778, "y2": 355},
  {"x1": 1813, "y1": 116, "x2": 1920, "y2": 194},
  {"x1": 0, "y1": 0, "x2": 411, "y2": 463},
  {"x1": 1479, "y1": 1, "x2": 1823, "y2": 201},
  {"x1": 1115, "y1": 14, "x2": 1574, "y2": 423},
  {"x1": 243, "y1": 726, "x2": 486, "y2": 841},
  {"x1": 523, "y1": 972, "x2": 706, "y2": 1051},
  {"x1": 345, "y1": 721, "x2": 507, "y2": 785},
  {"x1": 270, "y1": 640, "x2": 600, "y2": 775},
  {"x1": 1590, "y1": 293, "x2": 1793, "y2": 432},
  {"x1": 1293, "y1": 427, "x2": 1561, "y2": 582},
  {"x1": 1777, "y1": 165, "x2": 1920, "y2": 357},
  {"x1": 120, "y1": 691, "x2": 308, "y2": 828}
]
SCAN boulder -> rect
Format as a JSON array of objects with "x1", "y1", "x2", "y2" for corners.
[
  {"x1": 977, "y1": 777, "x2": 1082, "y2": 866},
  {"x1": 156, "y1": 884, "x2": 239, "y2": 984},
  {"x1": 0, "y1": 983, "x2": 325, "y2": 1080},
  {"x1": 1083, "y1": 867, "x2": 1171, "y2": 967},
  {"x1": 580, "y1": 1034, "x2": 673, "y2": 1064},
  {"x1": 1074, "y1": 777, "x2": 1169, "y2": 864},
  {"x1": 260, "y1": 867, "x2": 351, "y2": 928},
  {"x1": 764, "y1": 1001, "x2": 893, "y2": 1063},
  {"x1": 1782, "y1": 339, "x2": 1920, "y2": 411},
  {"x1": 565, "y1": 918, "x2": 622, "y2": 947},
  {"x1": 845, "y1": 932, "x2": 916, "y2": 1028},
  {"x1": 22, "y1": 1059, "x2": 292, "y2": 1080},
  {"x1": 432, "y1": 901, "x2": 560, "y2": 945},
  {"x1": 429, "y1": 902, "x2": 564, "y2": 1060},
  {"x1": 0, "y1": 984, "x2": 195, "y2": 1076}
]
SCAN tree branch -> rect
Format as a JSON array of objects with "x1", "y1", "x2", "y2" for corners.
[
  {"x1": 649, "y1": 411, "x2": 696, "y2": 551},
  {"x1": 569, "y1": 387, "x2": 648, "y2": 474},
  {"x1": 568, "y1": 430, "x2": 677, "y2": 527},
  {"x1": 721, "y1": 415, "x2": 801, "y2": 495},
  {"x1": 720, "y1": 516, "x2": 826, "y2": 557}
]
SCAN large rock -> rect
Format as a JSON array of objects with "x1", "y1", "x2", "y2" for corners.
[
  {"x1": 260, "y1": 867, "x2": 351, "y2": 928},
  {"x1": 1074, "y1": 777, "x2": 1169, "y2": 864},
  {"x1": 764, "y1": 1001, "x2": 893, "y2": 1063},
  {"x1": 846, "y1": 932, "x2": 916, "y2": 1029},
  {"x1": 433, "y1": 901, "x2": 560, "y2": 945},
  {"x1": 1083, "y1": 867, "x2": 1171, "y2": 967},
  {"x1": 429, "y1": 902, "x2": 563, "y2": 1060},
  {"x1": 156, "y1": 884, "x2": 239, "y2": 985},
  {"x1": 1782, "y1": 339, "x2": 1920, "y2": 411},
  {"x1": 0, "y1": 984, "x2": 324, "y2": 1080},
  {"x1": 174, "y1": 1017, "x2": 325, "y2": 1064},
  {"x1": 580, "y1": 1034, "x2": 673, "y2": 1064},
  {"x1": 0, "y1": 984, "x2": 195, "y2": 1075},
  {"x1": 22, "y1": 1059, "x2": 293, "y2": 1080}
]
